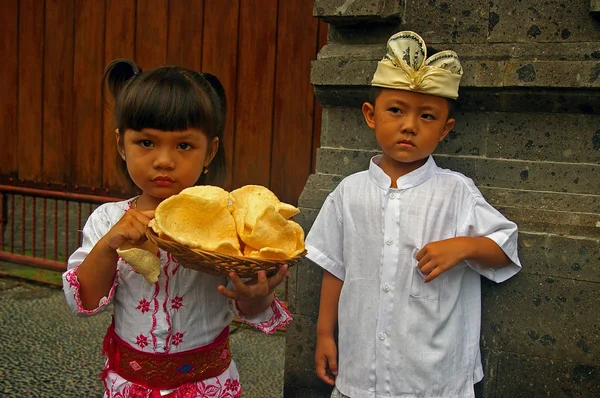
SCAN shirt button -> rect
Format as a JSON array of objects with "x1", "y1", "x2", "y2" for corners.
[
  {"x1": 386, "y1": 238, "x2": 393, "y2": 245},
  {"x1": 383, "y1": 284, "x2": 391, "y2": 292},
  {"x1": 379, "y1": 332, "x2": 387, "y2": 340},
  {"x1": 389, "y1": 193, "x2": 396, "y2": 199}
]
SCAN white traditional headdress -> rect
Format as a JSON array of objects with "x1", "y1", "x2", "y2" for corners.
[{"x1": 371, "y1": 31, "x2": 463, "y2": 99}]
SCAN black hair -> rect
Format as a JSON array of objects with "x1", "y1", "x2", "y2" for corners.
[{"x1": 103, "y1": 59, "x2": 227, "y2": 189}]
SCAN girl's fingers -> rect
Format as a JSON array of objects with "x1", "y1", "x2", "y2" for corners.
[
  {"x1": 140, "y1": 210, "x2": 155, "y2": 219},
  {"x1": 217, "y1": 284, "x2": 238, "y2": 300}
]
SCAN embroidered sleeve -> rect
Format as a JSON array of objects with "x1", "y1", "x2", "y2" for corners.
[
  {"x1": 62, "y1": 204, "x2": 120, "y2": 316},
  {"x1": 233, "y1": 294, "x2": 292, "y2": 334}
]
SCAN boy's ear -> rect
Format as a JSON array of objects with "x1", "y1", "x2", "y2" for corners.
[
  {"x1": 439, "y1": 117, "x2": 455, "y2": 142},
  {"x1": 362, "y1": 102, "x2": 376, "y2": 129}
]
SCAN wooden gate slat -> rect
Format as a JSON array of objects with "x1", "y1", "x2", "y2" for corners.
[
  {"x1": 103, "y1": 0, "x2": 136, "y2": 191},
  {"x1": 0, "y1": 0, "x2": 19, "y2": 177},
  {"x1": 43, "y1": 0, "x2": 75, "y2": 183},
  {"x1": 202, "y1": 0, "x2": 240, "y2": 190},
  {"x1": 18, "y1": 0, "x2": 45, "y2": 182},
  {"x1": 73, "y1": 0, "x2": 106, "y2": 187},
  {"x1": 270, "y1": 0, "x2": 320, "y2": 205},
  {"x1": 232, "y1": 0, "x2": 279, "y2": 189},
  {"x1": 167, "y1": 0, "x2": 204, "y2": 71},
  {"x1": 135, "y1": 0, "x2": 168, "y2": 70}
]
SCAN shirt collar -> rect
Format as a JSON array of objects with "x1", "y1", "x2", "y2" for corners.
[{"x1": 368, "y1": 155, "x2": 438, "y2": 190}]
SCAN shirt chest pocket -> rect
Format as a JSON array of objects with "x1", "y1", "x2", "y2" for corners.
[{"x1": 409, "y1": 263, "x2": 449, "y2": 301}]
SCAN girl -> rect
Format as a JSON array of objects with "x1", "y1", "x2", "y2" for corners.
[{"x1": 63, "y1": 59, "x2": 291, "y2": 398}]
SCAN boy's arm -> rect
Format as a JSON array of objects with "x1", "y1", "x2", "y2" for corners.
[
  {"x1": 417, "y1": 236, "x2": 510, "y2": 283},
  {"x1": 315, "y1": 270, "x2": 343, "y2": 385}
]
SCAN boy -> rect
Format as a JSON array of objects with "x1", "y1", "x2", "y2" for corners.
[{"x1": 306, "y1": 31, "x2": 521, "y2": 398}]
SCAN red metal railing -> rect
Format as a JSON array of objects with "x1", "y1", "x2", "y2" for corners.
[{"x1": 0, "y1": 185, "x2": 121, "y2": 273}]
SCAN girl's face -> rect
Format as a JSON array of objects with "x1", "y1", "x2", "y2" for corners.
[{"x1": 117, "y1": 128, "x2": 219, "y2": 209}]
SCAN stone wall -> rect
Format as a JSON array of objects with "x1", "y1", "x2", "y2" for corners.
[{"x1": 284, "y1": 1, "x2": 600, "y2": 396}]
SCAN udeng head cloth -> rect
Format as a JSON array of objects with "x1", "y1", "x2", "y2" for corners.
[{"x1": 371, "y1": 31, "x2": 463, "y2": 99}]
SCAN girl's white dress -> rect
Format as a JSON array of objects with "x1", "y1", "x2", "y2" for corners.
[{"x1": 63, "y1": 199, "x2": 292, "y2": 398}]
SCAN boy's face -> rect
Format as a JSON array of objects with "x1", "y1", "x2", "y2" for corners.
[{"x1": 362, "y1": 88, "x2": 455, "y2": 175}]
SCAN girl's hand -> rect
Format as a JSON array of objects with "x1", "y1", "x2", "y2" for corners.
[
  {"x1": 416, "y1": 237, "x2": 468, "y2": 283},
  {"x1": 218, "y1": 265, "x2": 289, "y2": 317},
  {"x1": 101, "y1": 209, "x2": 155, "y2": 252},
  {"x1": 218, "y1": 264, "x2": 289, "y2": 302},
  {"x1": 315, "y1": 334, "x2": 338, "y2": 385}
]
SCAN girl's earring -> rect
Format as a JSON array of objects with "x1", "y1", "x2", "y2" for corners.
[
  {"x1": 119, "y1": 151, "x2": 126, "y2": 161},
  {"x1": 202, "y1": 166, "x2": 209, "y2": 175}
]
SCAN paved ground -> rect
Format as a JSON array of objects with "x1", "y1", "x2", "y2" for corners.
[{"x1": 0, "y1": 277, "x2": 285, "y2": 398}]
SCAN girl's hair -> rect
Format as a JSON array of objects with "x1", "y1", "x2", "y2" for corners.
[{"x1": 103, "y1": 59, "x2": 227, "y2": 189}]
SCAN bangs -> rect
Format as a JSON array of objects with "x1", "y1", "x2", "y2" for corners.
[{"x1": 115, "y1": 68, "x2": 216, "y2": 135}]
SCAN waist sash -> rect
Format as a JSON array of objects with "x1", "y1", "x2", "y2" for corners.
[{"x1": 101, "y1": 321, "x2": 232, "y2": 390}]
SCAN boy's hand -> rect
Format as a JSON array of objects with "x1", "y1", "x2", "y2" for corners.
[
  {"x1": 102, "y1": 209, "x2": 155, "y2": 252},
  {"x1": 218, "y1": 265, "x2": 288, "y2": 302},
  {"x1": 416, "y1": 237, "x2": 468, "y2": 283},
  {"x1": 315, "y1": 334, "x2": 338, "y2": 385}
]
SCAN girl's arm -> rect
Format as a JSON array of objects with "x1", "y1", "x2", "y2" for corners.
[
  {"x1": 75, "y1": 237, "x2": 120, "y2": 310},
  {"x1": 315, "y1": 270, "x2": 343, "y2": 385},
  {"x1": 75, "y1": 209, "x2": 154, "y2": 310}
]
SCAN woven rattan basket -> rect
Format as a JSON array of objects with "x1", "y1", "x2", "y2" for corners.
[{"x1": 146, "y1": 227, "x2": 306, "y2": 278}]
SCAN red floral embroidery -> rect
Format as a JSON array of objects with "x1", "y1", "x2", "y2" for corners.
[
  {"x1": 136, "y1": 298, "x2": 151, "y2": 314},
  {"x1": 113, "y1": 383, "x2": 151, "y2": 398},
  {"x1": 175, "y1": 383, "x2": 199, "y2": 397},
  {"x1": 224, "y1": 378, "x2": 240, "y2": 392},
  {"x1": 171, "y1": 296, "x2": 184, "y2": 310},
  {"x1": 172, "y1": 331, "x2": 185, "y2": 346},
  {"x1": 135, "y1": 334, "x2": 149, "y2": 349},
  {"x1": 65, "y1": 268, "x2": 78, "y2": 288}
]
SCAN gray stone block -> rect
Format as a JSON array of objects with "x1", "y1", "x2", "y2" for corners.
[
  {"x1": 400, "y1": 0, "x2": 490, "y2": 44},
  {"x1": 517, "y1": 232, "x2": 550, "y2": 275},
  {"x1": 312, "y1": 58, "x2": 600, "y2": 88},
  {"x1": 517, "y1": 233, "x2": 600, "y2": 281},
  {"x1": 489, "y1": 0, "x2": 600, "y2": 43},
  {"x1": 437, "y1": 112, "x2": 488, "y2": 157},
  {"x1": 298, "y1": 189, "x2": 330, "y2": 213},
  {"x1": 320, "y1": 107, "x2": 378, "y2": 150},
  {"x1": 497, "y1": 206, "x2": 600, "y2": 238},
  {"x1": 284, "y1": 314, "x2": 329, "y2": 393},
  {"x1": 313, "y1": 0, "x2": 402, "y2": 22},
  {"x1": 481, "y1": 274, "x2": 600, "y2": 363},
  {"x1": 303, "y1": 173, "x2": 344, "y2": 192},
  {"x1": 434, "y1": 154, "x2": 600, "y2": 194},
  {"x1": 547, "y1": 235, "x2": 600, "y2": 282},
  {"x1": 486, "y1": 113, "x2": 600, "y2": 163},
  {"x1": 493, "y1": 352, "x2": 599, "y2": 397},
  {"x1": 479, "y1": 187, "x2": 600, "y2": 214},
  {"x1": 315, "y1": 147, "x2": 376, "y2": 176},
  {"x1": 317, "y1": 42, "x2": 600, "y2": 63},
  {"x1": 289, "y1": 258, "x2": 324, "y2": 319}
]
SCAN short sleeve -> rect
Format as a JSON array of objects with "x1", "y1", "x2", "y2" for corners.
[
  {"x1": 305, "y1": 192, "x2": 346, "y2": 281},
  {"x1": 62, "y1": 205, "x2": 119, "y2": 316},
  {"x1": 460, "y1": 195, "x2": 522, "y2": 283}
]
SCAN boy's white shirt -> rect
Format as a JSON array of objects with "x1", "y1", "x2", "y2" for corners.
[{"x1": 306, "y1": 155, "x2": 521, "y2": 398}]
